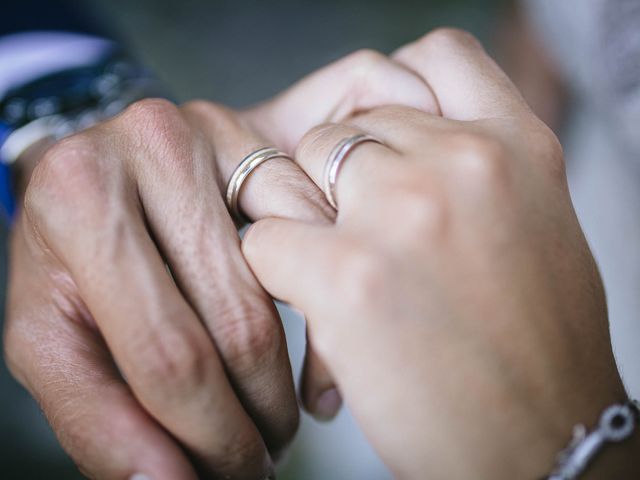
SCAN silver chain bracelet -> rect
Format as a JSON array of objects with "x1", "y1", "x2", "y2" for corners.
[{"x1": 547, "y1": 399, "x2": 639, "y2": 479}]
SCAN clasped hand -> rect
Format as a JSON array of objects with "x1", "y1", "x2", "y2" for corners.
[{"x1": 3, "y1": 29, "x2": 625, "y2": 480}]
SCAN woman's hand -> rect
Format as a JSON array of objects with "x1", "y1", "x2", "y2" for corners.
[
  {"x1": 242, "y1": 29, "x2": 633, "y2": 479},
  {"x1": 2, "y1": 50, "x2": 438, "y2": 478}
]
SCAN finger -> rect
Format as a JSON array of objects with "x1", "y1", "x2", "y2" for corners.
[
  {"x1": 182, "y1": 100, "x2": 335, "y2": 224},
  {"x1": 242, "y1": 218, "x2": 367, "y2": 370},
  {"x1": 294, "y1": 123, "x2": 401, "y2": 215},
  {"x1": 4, "y1": 233, "x2": 198, "y2": 480},
  {"x1": 346, "y1": 104, "x2": 448, "y2": 150},
  {"x1": 243, "y1": 219, "x2": 379, "y2": 424},
  {"x1": 242, "y1": 218, "x2": 353, "y2": 421},
  {"x1": 243, "y1": 48, "x2": 440, "y2": 153},
  {"x1": 346, "y1": 105, "x2": 488, "y2": 169},
  {"x1": 242, "y1": 218, "x2": 338, "y2": 316},
  {"x1": 114, "y1": 101, "x2": 300, "y2": 457},
  {"x1": 181, "y1": 101, "x2": 341, "y2": 419},
  {"x1": 392, "y1": 28, "x2": 531, "y2": 120},
  {"x1": 201, "y1": 49, "x2": 438, "y2": 223},
  {"x1": 7, "y1": 319, "x2": 200, "y2": 480},
  {"x1": 300, "y1": 334, "x2": 342, "y2": 420},
  {"x1": 28, "y1": 133, "x2": 273, "y2": 478},
  {"x1": 188, "y1": 50, "x2": 439, "y2": 420}
]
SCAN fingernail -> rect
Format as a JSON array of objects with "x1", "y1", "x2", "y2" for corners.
[
  {"x1": 313, "y1": 388, "x2": 342, "y2": 421},
  {"x1": 130, "y1": 474, "x2": 152, "y2": 480}
]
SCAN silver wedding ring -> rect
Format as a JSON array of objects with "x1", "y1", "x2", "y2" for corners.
[
  {"x1": 323, "y1": 133, "x2": 383, "y2": 209},
  {"x1": 226, "y1": 146, "x2": 292, "y2": 222}
]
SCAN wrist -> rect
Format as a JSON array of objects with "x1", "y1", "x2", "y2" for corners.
[
  {"x1": 552, "y1": 399, "x2": 640, "y2": 480},
  {"x1": 501, "y1": 391, "x2": 639, "y2": 480},
  {"x1": 0, "y1": 32, "x2": 169, "y2": 220},
  {"x1": 464, "y1": 375, "x2": 631, "y2": 479}
]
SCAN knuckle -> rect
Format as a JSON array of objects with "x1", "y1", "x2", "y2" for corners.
[
  {"x1": 343, "y1": 49, "x2": 387, "y2": 100},
  {"x1": 532, "y1": 123, "x2": 566, "y2": 178},
  {"x1": 117, "y1": 98, "x2": 195, "y2": 170},
  {"x1": 135, "y1": 328, "x2": 215, "y2": 396},
  {"x1": 216, "y1": 304, "x2": 284, "y2": 374},
  {"x1": 181, "y1": 99, "x2": 228, "y2": 121},
  {"x1": 419, "y1": 27, "x2": 482, "y2": 52},
  {"x1": 119, "y1": 97, "x2": 179, "y2": 127},
  {"x1": 338, "y1": 241, "x2": 390, "y2": 308},
  {"x1": 373, "y1": 166, "x2": 451, "y2": 247},
  {"x1": 346, "y1": 48, "x2": 386, "y2": 72},
  {"x1": 450, "y1": 132, "x2": 510, "y2": 186},
  {"x1": 25, "y1": 135, "x2": 103, "y2": 219},
  {"x1": 391, "y1": 175, "x2": 449, "y2": 241},
  {"x1": 296, "y1": 123, "x2": 337, "y2": 160}
]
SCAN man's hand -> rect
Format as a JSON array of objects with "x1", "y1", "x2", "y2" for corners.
[
  {"x1": 3, "y1": 49, "x2": 438, "y2": 479},
  {"x1": 242, "y1": 29, "x2": 636, "y2": 479},
  {"x1": 4, "y1": 98, "x2": 302, "y2": 479}
]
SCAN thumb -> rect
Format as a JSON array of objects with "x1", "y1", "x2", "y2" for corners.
[
  {"x1": 242, "y1": 218, "x2": 346, "y2": 419},
  {"x1": 242, "y1": 217, "x2": 337, "y2": 311}
]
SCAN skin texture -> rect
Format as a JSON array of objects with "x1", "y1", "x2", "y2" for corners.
[
  {"x1": 242, "y1": 29, "x2": 639, "y2": 479},
  {"x1": 2, "y1": 50, "x2": 438, "y2": 479},
  {"x1": 3, "y1": 27, "x2": 638, "y2": 479}
]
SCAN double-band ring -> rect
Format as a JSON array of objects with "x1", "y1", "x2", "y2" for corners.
[
  {"x1": 226, "y1": 146, "x2": 292, "y2": 222},
  {"x1": 323, "y1": 133, "x2": 383, "y2": 209}
]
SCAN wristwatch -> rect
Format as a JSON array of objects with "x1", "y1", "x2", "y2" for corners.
[{"x1": 0, "y1": 31, "x2": 167, "y2": 219}]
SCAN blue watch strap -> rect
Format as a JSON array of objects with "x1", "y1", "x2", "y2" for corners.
[{"x1": 0, "y1": 121, "x2": 14, "y2": 219}]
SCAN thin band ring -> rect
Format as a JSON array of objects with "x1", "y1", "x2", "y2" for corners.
[
  {"x1": 323, "y1": 134, "x2": 383, "y2": 209},
  {"x1": 226, "y1": 146, "x2": 292, "y2": 222}
]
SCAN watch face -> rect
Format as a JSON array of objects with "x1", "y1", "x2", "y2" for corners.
[
  {"x1": 0, "y1": 44, "x2": 139, "y2": 128},
  {"x1": 0, "y1": 32, "x2": 167, "y2": 169}
]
